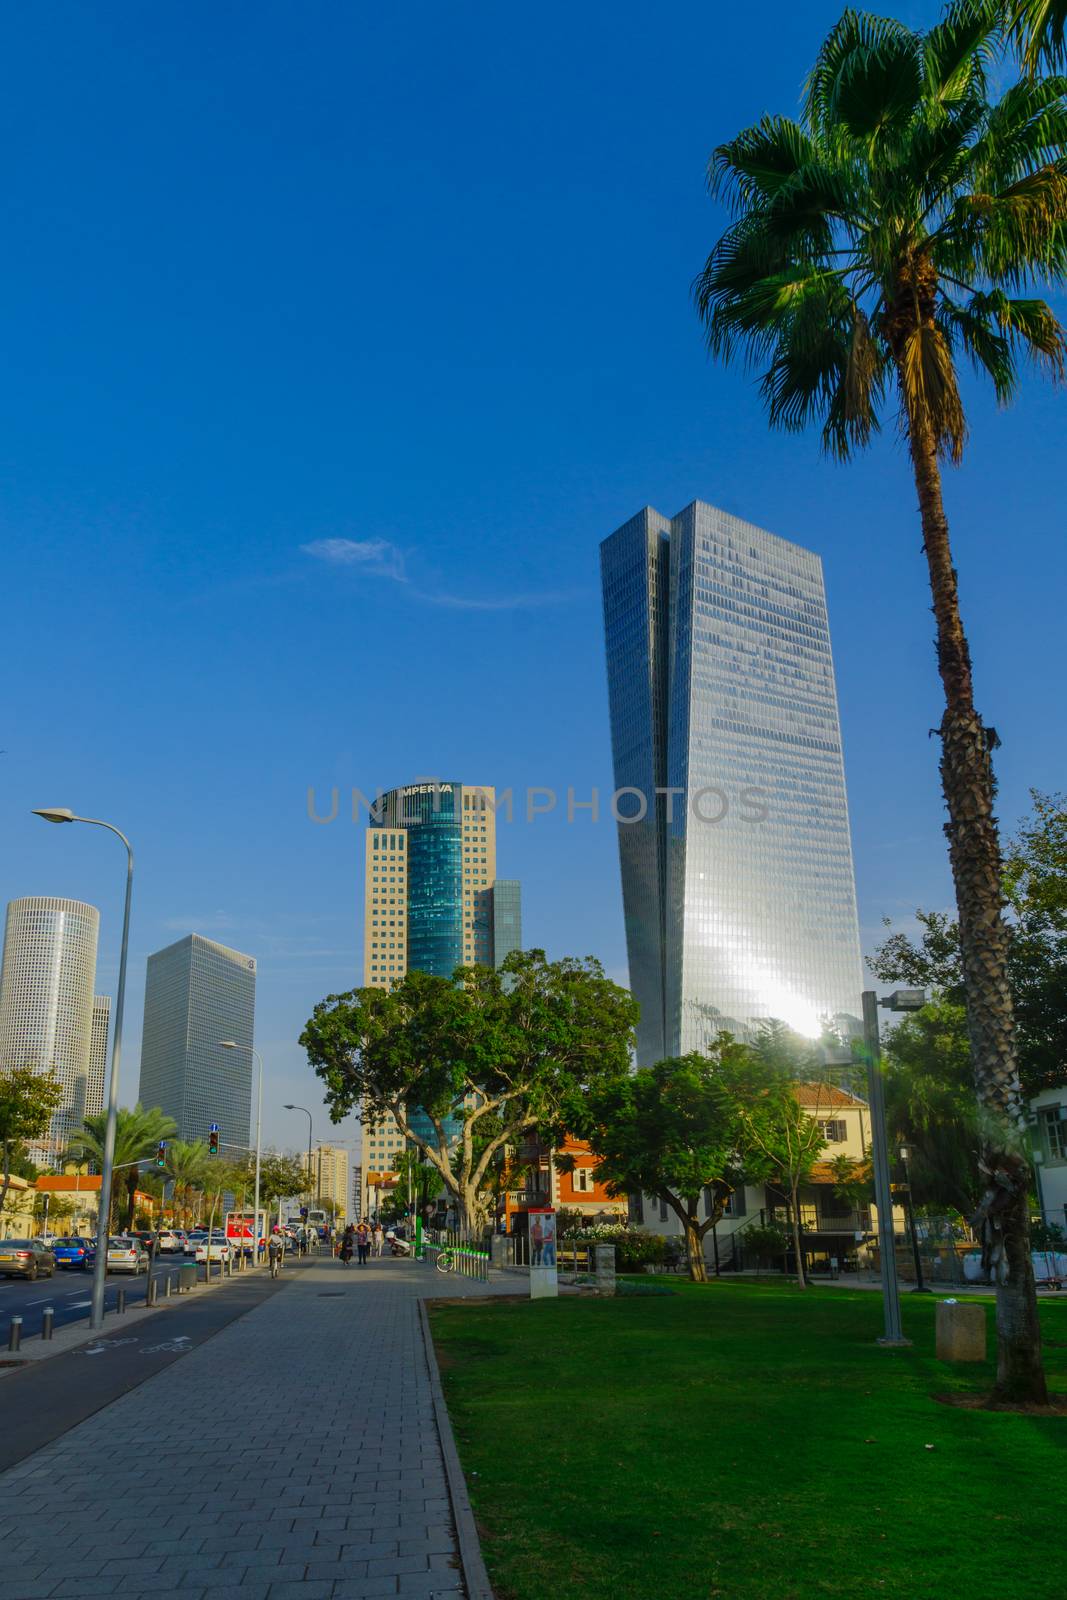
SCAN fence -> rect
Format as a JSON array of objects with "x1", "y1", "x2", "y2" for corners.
[{"x1": 423, "y1": 1227, "x2": 490, "y2": 1282}]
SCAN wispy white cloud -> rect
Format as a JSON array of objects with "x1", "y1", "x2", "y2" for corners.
[
  {"x1": 300, "y1": 537, "x2": 407, "y2": 583},
  {"x1": 414, "y1": 587, "x2": 583, "y2": 612}
]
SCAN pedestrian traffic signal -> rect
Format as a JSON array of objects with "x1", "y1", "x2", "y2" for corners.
[
  {"x1": 209, "y1": 1129, "x2": 219, "y2": 1156},
  {"x1": 156, "y1": 1140, "x2": 167, "y2": 1168}
]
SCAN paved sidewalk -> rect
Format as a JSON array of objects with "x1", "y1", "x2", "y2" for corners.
[{"x1": 0, "y1": 1254, "x2": 511, "y2": 1600}]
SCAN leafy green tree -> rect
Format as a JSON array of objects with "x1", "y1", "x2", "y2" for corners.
[
  {"x1": 390, "y1": 1147, "x2": 443, "y2": 1213},
  {"x1": 67, "y1": 1103, "x2": 177, "y2": 1234},
  {"x1": 880, "y1": 998, "x2": 980, "y2": 1217},
  {"x1": 576, "y1": 1044, "x2": 761, "y2": 1283},
  {"x1": 875, "y1": 793, "x2": 1067, "y2": 1103},
  {"x1": 696, "y1": 1, "x2": 1065, "y2": 1402},
  {"x1": 255, "y1": 1150, "x2": 310, "y2": 1222},
  {"x1": 301, "y1": 950, "x2": 638, "y2": 1228},
  {"x1": 0, "y1": 1066, "x2": 63, "y2": 1220}
]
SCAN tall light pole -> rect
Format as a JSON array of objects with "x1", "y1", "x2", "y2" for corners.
[
  {"x1": 284, "y1": 1104, "x2": 313, "y2": 1215},
  {"x1": 861, "y1": 988, "x2": 926, "y2": 1347},
  {"x1": 898, "y1": 1143, "x2": 930, "y2": 1293},
  {"x1": 33, "y1": 807, "x2": 133, "y2": 1331},
  {"x1": 221, "y1": 1042, "x2": 263, "y2": 1257}
]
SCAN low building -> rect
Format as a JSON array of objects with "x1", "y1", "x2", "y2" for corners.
[
  {"x1": 35, "y1": 1172, "x2": 158, "y2": 1235},
  {"x1": 502, "y1": 1135, "x2": 626, "y2": 1234},
  {"x1": 1032, "y1": 1086, "x2": 1067, "y2": 1233},
  {"x1": 0, "y1": 1175, "x2": 37, "y2": 1238}
]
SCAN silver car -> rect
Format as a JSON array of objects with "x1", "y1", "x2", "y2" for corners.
[
  {"x1": 0, "y1": 1239, "x2": 56, "y2": 1280},
  {"x1": 106, "y1": 1236, "x2": 150, "y2": 1275}
]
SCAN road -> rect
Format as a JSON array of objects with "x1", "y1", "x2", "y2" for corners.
[
  {"x1": 0, "y1": 1252, "x2": 246, "y2": 1340},
  {"x1": 0, "y1": 1266, "x2": 290, "y2": 1472}
]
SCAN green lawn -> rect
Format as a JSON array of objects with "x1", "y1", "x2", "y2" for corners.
[{"x1": 429, "y1": 1281, "x2": 1067, "y2": 1600}]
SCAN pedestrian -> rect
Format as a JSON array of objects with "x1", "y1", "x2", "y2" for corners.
[
  {"x1": 373, "y1": 1222, "x2": 385, "y2": 1257},
  {"x1": 356, "y1": 1220, "x2": 371, "y2": 1265},
  {"x1": 340, "y1": 1224, "x2": 355, "y2": 1267}
]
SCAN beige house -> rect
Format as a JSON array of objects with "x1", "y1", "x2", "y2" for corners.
[
  {"x1": 1032, "y1": 1085, "x2": 1067, "y2": 1233},
  {"x1": 0, "y1": 1174, "x2": 37, "y2": 1238}
]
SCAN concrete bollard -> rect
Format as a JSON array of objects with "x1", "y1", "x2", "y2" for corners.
[
  {"x1": 116, "y1": 1288, "x2": 127, "y2": 1315},
  {"x1": 8, "y1": 1315, "x2": 22, "y2": 1352},
  {"x1": 936, "y1": 1299, "x2": 987, "y2": 1362},
  {"x1": 595, "y1": 1243, "x2": 617, "y2": 1297},
  {"x1": 41, "y1": 1307, "x2": 54, "y2": 1340}
]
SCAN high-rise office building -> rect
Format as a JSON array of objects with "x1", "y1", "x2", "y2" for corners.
[
  {"x1": 0, "y1": 897, "x2": 101, "y2": 1164},
  {"x1": 87, "y1": 995, "x2": 111, "y2": 1120},
  {"x1": 138, "y1": 933, "x2": 257, "y2": 1147},
  {"x1": 358, "y1": 782, "x2": 521, "y2": 1206},
  {"x1": 601, "y1": 500, "x2": 862, "y2": 1063},
  {"x1": 305, "y1": 1143, "x2": 350, "y2": 1218}
]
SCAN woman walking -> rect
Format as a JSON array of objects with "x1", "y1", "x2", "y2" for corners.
[
  {"x1": 356, "y1": 1220, "x2": 371, "y2": 1266},
  {"x1": 339, "y1": 1224, "x2": 354, "y2": 1267},
  {"x1": 372, "y1": 1222, "x2": 385, "y2": 1258}
]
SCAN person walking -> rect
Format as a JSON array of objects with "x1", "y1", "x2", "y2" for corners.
[
  {"x1": 340, "y1": 1224, "x2": 354, "y2": 1267},
  {"x1": 355, "y1": 1220, "x2": 371, "y2": 1266},
  {"x1": 372, "y1": 1222, "x2": 385, "y2": 1258}
]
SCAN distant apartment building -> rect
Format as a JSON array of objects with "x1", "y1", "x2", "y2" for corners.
[
  {"x1": 0, "y1": 897, "x2": 102, "y2": 1165},
  {"x1": 358, "y1": 782, "x2": 522, "y2": 1214},
  {"x1": 306, "y1": 1143, "x2": 350, "y2": 1219},
  {"x1": 137, "y1": 933, "x2": 257, "y2": 1148},
  {"x1": 600, "y1": 500, "x2": 863, "y2": 1063}
]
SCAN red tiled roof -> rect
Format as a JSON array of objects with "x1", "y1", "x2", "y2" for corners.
[{"x1": 792, "y1": 1083, "x2": 866, "y2": 1109}]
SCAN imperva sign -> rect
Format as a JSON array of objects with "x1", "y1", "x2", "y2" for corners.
[{"x1": 401, "y1": 783, "x2": 454, "y2": 796}]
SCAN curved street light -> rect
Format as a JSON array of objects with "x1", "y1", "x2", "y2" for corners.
[
  {"x1": 284, "y1": 1104, "x2": 314, "y2": 1214},
  {"x1": 221, "y1": 1042, "x2": 264, "y2": 1256},
  {"x1": 32, "y1": 807, "x2": 133, "y2": 1331}
]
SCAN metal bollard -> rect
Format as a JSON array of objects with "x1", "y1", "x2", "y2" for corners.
[
  {"x1": 146, "y1": 1275, "x2": 158, "y2": 1307},
  {"x1": 41, "y1": 1306, "x2": 54, "y2": 1340},
  {"x1": 116, "y1": 1288, "x2": 127, "y2": 1314},
  {"x1": 8, "y1": 1315, "x2": 22, "y2": 1352},
  {"x1": 164, "y1": 1272, "x2": 173, "y2": 1298}
]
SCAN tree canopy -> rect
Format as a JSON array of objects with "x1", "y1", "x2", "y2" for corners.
[
  {"x1": 0, "y1": 1066, "x2": 64, "y2": 1219},
  {"x1": 301, "y1": 949, "x2": 638, "y2": 1227},
  {"x1": 67, "y1": 1103, "x2": 177, "y2": 1233}
]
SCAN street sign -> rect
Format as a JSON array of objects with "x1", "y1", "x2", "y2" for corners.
[{"x1": 209, "y1": 1122, "x2": 219, "y2": 1132}]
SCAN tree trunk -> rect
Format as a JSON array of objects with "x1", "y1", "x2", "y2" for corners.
[
  {"x1": 906, "y1": 410, "x2": 1046, "y2": 1404},
  {"x1": 790, "y1": 1186, "x2": 806, "y2": 1290},
  {"x1": 685, "y1": 1218, "x2": 708, "y2": 1283}
]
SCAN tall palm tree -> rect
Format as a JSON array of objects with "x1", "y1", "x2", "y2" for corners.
[
  {"x1": 695, "y1": 1, "x2": 1066, "y2": 1403},
  {"x1": 67, "y1": 1103, "x2": 177, "y2": 1235},
  {"x1": 163, "y1": 1139, "x2": 210, "y2": 1227}
]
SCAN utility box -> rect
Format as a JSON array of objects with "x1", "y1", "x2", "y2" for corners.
[
  {"x1": 179, "y1": 1264, "x2": 196, "y2": 1293},
  {"x1": 936, "y1": 1300, "x2": 987, "y2": 1362},
  {"x1": 595, "y1": 1243, "x2": 617, "y2": 1297}
]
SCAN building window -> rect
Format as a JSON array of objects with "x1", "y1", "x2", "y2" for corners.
[
  {"x1": 818, "y1": 1119, "x2": 847, "y2": 1143},
  {"x1": 572, "y1": 1167, "x2": 593, "y2": 1193},
  {"x1": 1041, "y1": 1106, "x2": 1067, "y2": 1161},
  {"x1": 659, "y1": 1195, "x2": 668, "y2": 1222}
]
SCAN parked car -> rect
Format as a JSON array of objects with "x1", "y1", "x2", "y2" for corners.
[
  {"x1": 156, "y1": 1229, "x2": 184, "y2": 1253},
  {"x1": 52, "y1": 1236, "x2": 96, "y2": 1270},
  {"x1": 106, "y1": 1236, "x2": 150, "y2": 1275},
  {"x1": 0, "y1": 1239, "x2": 56, "y2": 1280},
  {"x1": 194, "y1": 1233, "x2": 232, "y2": 1264}
]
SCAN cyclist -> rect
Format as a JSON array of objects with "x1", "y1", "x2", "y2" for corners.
[{"x1": 267, "y1": 1228, "x2": 284, "y2": 1279}]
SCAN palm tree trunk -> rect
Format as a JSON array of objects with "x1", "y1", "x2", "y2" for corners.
[{"x1": 908, "y1": 415, "x2": 1046, "y2": 1404}]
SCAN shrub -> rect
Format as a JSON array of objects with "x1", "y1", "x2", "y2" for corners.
[{"x1": 559, "y1": 1223, "x2": 666, "y2": 1272}]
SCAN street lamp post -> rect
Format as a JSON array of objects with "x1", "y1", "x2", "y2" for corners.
[
  {"x1": 221, "y1": 1042, "x2": 263, "y2": 1259},
  {"x1": 861, "y1": 988, "x2": 926, "y2": 1347},
  {"x1": 33, "y1": 807, "x2": 133, "y2": 1332},
  {"x1": 898, "y1": 1143, "x2": 930, "y2": 1293},
  {"x1": 284, "y1": 1104, "x2": 314, "y2": 1219}
]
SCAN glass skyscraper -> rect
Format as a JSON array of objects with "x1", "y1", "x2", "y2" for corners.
[
  {"x1": 601, "y1": 500, "x2": 862, "y2": 1064},
  {"x1": 137, "y1": 933, "x2": 257, "y2": 1146}
]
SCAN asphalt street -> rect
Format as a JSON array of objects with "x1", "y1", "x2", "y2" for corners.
[
  {"x1": 0, "y1": 1252, "x2": 239, "y2": 1340},
  {"x1": 0, "y1": 1264, "x2": 292, "y2": 1472}
]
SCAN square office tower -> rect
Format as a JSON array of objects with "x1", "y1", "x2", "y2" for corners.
[
  {"x1": 601, "y1": 501, "x2": 862, "y2": 1064},
  {"x1": 138, "y1": 933, "x2": 257, "y2": 1147}
]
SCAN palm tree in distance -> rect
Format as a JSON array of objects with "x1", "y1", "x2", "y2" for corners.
[
  {"x1": 67, "y1": 1103, "x2": 177, "y2": 1235},
  {"x1": 163, "y1": 1139, "x2": 210, "y2": 1228},
  {"x1": 695, "y1": 2, "x2": 1066, "y2": 1403}
]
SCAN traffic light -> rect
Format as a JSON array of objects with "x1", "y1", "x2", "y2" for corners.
[
  {"x1": 209, "y1": 1129, "x2": 219, "y2": 1156},
  {"x1": 156, "y1": 1140, "x2": 167, "y2": 1168}
]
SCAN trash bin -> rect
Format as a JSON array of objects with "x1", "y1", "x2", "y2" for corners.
[{"x1": 179, "y1": 1263, "x2": 196, "y2": 1293}]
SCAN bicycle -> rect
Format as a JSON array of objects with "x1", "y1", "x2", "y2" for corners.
[
  {"x1": 268, "y1": 1248, "x2": 282, "y2": 1280},
  {"x1": 435, "y1": 1247, "x2": 456, "y2": 1274}
]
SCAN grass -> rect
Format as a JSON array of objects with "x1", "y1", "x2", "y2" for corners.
[{"x1": 429, "y1": 1280, "x2": 1067, "y2": 1600}]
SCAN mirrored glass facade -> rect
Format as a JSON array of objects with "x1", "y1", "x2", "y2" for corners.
[{"x1": 601, "y1": 501, "x2": 862, "y2": 1063}]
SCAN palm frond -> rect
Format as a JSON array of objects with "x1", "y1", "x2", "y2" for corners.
[
  {"x1": 923, "y1": 0, "x2": 1002, "y2": 107},
  {"x1": 805, "y1": 8, "x2": 917, "y2": 137},
  {"x1": 900, "y1": 320, "x2": 967, "y2": 461},
  {"x1": 826, "y1": 32, "x2": 923, "y2": 143},
  {"x1": 971, "y1": 287, "x2": 1067, "y2": 370},
  {"x1": 968, "y1": 74, "x2": 1067, "y2": 188},
  {"x1": 963, "y1": 164, "x2": 1067, "y2": 280},
  {"x1": 709, "y1": 116, "x2": 817, "y2": 211},
  {"x1": 939, "y1": 295, "x2": 1019, "y2": 399},
  {"x1": 1008, "y1": 1, "x2": 1067, "y2": 73}
]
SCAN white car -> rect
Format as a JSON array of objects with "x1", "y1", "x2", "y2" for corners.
[
  {"x1": 195, "y1": 1234, "x2": 232, "y2": 1263},
  {"x1": 106, "y1": 1236, "x2": 150, "y2": 1274},
  {"x1": 156, "y1": 1229, "x2": 184, "y2": 1253}
]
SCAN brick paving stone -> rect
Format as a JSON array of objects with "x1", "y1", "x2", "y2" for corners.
[{"x1": 0, "y1": 1256, "x2": 515, "y2": 1600}]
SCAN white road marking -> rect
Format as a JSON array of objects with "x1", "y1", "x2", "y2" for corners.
[
  {"x1": 82, "y1": 1337, "x2": 139, "y2": 1356},
  {"x1": 141, "y1": 1336, "x2": 192, "y2": 1354}
]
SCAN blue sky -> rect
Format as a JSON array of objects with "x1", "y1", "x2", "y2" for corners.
[{"x1": 3, "y1": 2, "x2": 1064, "y2": 1151}]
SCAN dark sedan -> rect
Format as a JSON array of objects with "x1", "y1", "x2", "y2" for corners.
[
  {"x1": 52, "y1": 1236, "x2": 96, "y2": 1270},
  {"x1": 0, "y1": 1239, "x2": 56, "y2": 1280}
]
